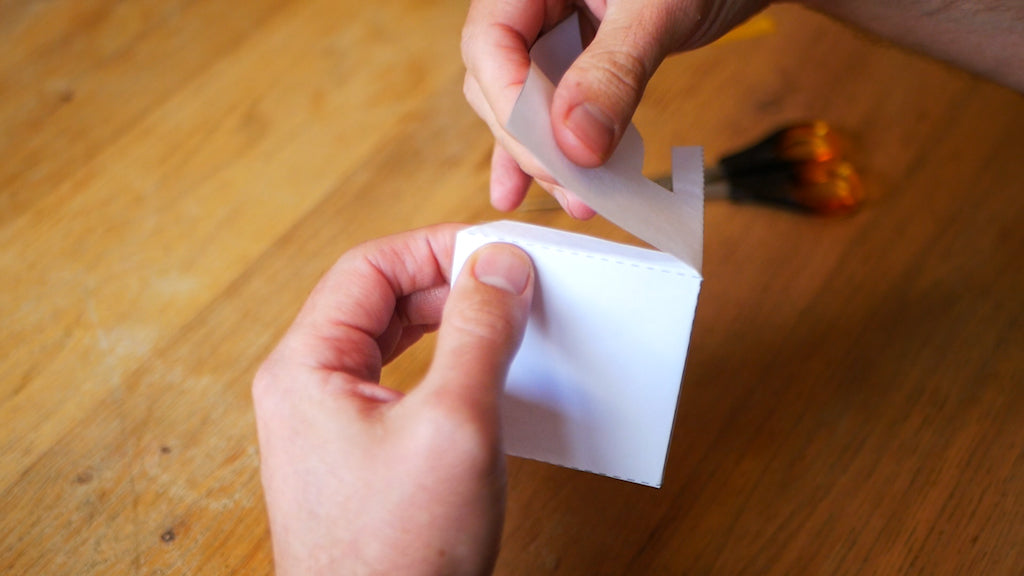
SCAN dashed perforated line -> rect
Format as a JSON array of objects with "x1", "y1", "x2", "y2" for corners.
[{"x1": 464, "y1": 231, "x2": 699, "y2": 280}]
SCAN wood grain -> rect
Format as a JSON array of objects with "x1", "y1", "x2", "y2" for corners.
[{"x1": 2, "y1": 2, "x2": 1021, "y2": 574}]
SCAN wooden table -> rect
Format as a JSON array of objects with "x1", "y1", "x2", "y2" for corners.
[{"x1": 2, "y1": 2, "x2": 1021, "y2": 573}]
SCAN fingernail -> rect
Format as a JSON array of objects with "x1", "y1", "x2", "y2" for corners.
[
  {"x1": 473, "y1": 244, "x2": 531, "y2": 295},
  {"x1": 549, "y1": 186, "x2": 570, "y2": 212},
  {"x1": 551, "y1": 185, "x2": 580, "y2": 219},
  {"x1": 565, "y1": 102, "x2": 616, "y2": 161}
]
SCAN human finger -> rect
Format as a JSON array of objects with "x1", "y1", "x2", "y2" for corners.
[
  {"x1": 467, "y1": 71, "x2": 596, "y2": 218},
  {"x1": 550, "y1": 0, "x2": 685, "y2": 167},
  {"x1": 279, "y1": 224, "x2": 463, "y2": 382},
  {"x1": 415, "y1": 242, "x2": 534, "y2": 419},
  {"x1": 489, "y1": 144, "x2": 533, "y2": 212},
  {"x1": 461, "y1": 0, "x2": 573, "y2": 128},
  {"x1": 544, "y1": 182, "x2": 598, "y2": 219},
  {"x1": 464, "y1": 71, "x2": 557, "y2": 183},
  {"x1": 551, "y1": 0, "x2": 770, "y2": 166}
]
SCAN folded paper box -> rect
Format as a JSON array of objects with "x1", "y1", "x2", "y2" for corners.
[{"x1": 452, "y1": 221, "x2": 701, "y2": 487}]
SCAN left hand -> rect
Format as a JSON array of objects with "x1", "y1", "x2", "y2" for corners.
[{"x1": 253, "y1": 224, "x2": 535, "y2": 575}]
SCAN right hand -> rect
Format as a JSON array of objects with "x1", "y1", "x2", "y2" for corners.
[{"x1": 461, "y1": 0, "x2": 770, "y2": 218}]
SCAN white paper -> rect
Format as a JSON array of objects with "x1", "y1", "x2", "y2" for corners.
[
  {"x1": 453, "y1": 221, "x2": 701, "y2": 487},
  {"x1": 507, "y1": 12, "x2": 704, "y2": 273}
]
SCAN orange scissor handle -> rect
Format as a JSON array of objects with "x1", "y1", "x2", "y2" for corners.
[{"x1": 720, "y1": 121, "x2": 864, "y2": 214}]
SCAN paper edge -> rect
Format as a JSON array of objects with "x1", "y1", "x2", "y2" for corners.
[{"x1": 458, "y1": 221, "x2": 700, "y2": 280}]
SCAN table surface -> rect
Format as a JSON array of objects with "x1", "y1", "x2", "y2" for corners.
[{"x1": 2, "y1": 1, "x2": 1022, "y2": 574}]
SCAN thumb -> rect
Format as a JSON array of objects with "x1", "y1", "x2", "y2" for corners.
[
  {"x1": 418, "y1": 243, "x2": 534, "y2": 417},
  {"x1": 551, "y1": 4, "x2": 682, "y2": 167}
]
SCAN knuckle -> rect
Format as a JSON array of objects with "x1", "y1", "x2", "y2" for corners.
[
  {"x1": 420, "y1": 401, "x2": 500, "y2": 464},
  {"x1": 449, "y1": 299, "x2": 520, "y2": 346},
  {"x1": 251, "y1": 357, "x2": 281, "y2": 410},
  {"x1": 586, "y1": 47, "x2": 650, "y2": 101}
]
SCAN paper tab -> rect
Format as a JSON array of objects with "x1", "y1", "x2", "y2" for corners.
[{"x1": 506, "y1": 13, "x2": 704, "y2": 273}]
